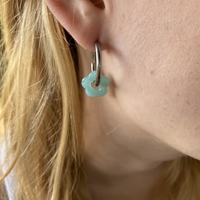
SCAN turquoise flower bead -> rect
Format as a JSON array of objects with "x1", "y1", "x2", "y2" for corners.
[{"x1": 81, "y1": 71, "x2": 110, "y2": 97}]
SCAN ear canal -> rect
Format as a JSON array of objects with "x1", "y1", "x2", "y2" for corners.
[{"x1": 89, "y1": 0, "x2": 105, "y2": 9}]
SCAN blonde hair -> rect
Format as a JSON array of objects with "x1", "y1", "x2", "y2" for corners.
[
  {"x1": 0, "y1": 1, "x2": 200, "y2": 200},
  {"x1": 0, "y1": 0, "x2": 89, "y2": 199}
]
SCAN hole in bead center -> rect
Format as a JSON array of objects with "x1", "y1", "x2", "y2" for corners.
[{"x1": 91, "y1": 81, "x2": 100, "y2": 89}]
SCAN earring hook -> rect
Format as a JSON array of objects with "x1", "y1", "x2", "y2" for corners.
[{"x1": 91, "y1": 42, "x2": 101, "y2": 87}]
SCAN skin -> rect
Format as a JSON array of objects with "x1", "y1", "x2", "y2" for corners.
[{"x1": 45, "y1": 0, "x2": 200, "y2": 199}]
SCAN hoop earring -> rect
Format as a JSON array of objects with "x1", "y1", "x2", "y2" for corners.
[{"x1": 81, "y1": 43, "x2": 110, "y2": 97}]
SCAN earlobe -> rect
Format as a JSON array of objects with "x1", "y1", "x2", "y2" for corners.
[{"x1": 45, "y1": 0, "x2": 105, "y2": 50}]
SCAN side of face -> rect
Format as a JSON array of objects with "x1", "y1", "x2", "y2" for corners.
[{"x1": 103, "y1": 0, "x2": 200, "y2": 159}]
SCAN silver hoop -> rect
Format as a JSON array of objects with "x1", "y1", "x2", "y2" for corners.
[
  {"x1": 91, "y1": 42, "x2": 102, "y2": 87},
  {"x1": 82, "y1": 42, "x2": 110, "y2": 97}
]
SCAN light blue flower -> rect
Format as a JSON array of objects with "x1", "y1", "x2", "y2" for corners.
[{"x1": 81, "y1": 71, "x2": 110, "y2": 97}]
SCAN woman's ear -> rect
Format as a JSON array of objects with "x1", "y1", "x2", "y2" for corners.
[{"x1": 45, "y1": 0, "x2": 106, "y2": 50}]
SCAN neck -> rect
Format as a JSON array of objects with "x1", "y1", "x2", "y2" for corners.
[
  {"x1": 81, "y1": 95, "x2": 182, "y2": 200},
  {"x1": 78, "y1": 45, "x2": 183, "y2": 200},
  {"x1": 84, "y1": 161, "x2": 162, "y2": 200}
]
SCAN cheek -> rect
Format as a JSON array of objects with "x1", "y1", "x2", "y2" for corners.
[
  {"x1": 117, "y1": 50, "x2": 200, "y2": 159},
  {"x1": 106, "y1": 0, "x2": 200, "y2": 158},
  {"x1": 137, "y1": 39, "x2": 200, "y2": 132},
  {"x1": 115, "y1": 56, "x2": 200, "y2": 159},
  {"x1": 110, "y1": 3, "x2": 200, "y2": 158},
  {"x1": 141, "y1": 68, "x2": 200, "y2": 134}
]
